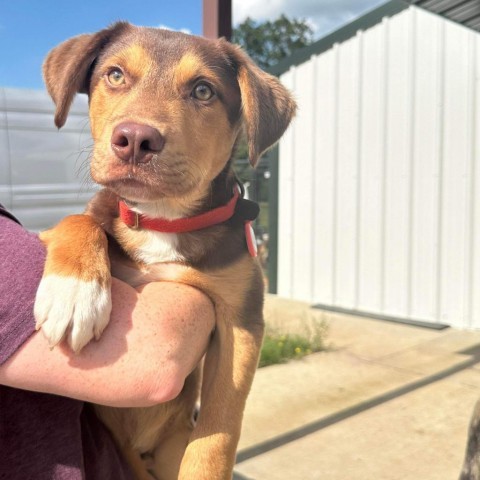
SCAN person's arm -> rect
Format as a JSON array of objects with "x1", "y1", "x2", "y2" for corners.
[{"x1": 0, "y1": 278, "x2": 215, "y2": 407}]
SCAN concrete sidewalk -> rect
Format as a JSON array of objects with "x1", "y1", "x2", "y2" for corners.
[{"x1": 234, "y1": 295, "x2": 480, "y2": 480}]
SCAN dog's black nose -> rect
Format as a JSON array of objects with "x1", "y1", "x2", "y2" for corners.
[{"x1": 111, "y1": 122, "x2": 165, "y2": 164}]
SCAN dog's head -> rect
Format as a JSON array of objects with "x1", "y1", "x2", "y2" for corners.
[{"x1": 43, "y1": 22, "x2": 296, "y2": 206}]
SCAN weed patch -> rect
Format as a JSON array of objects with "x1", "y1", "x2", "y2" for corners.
[{"x1": 259, "y1": 319, "x2": 328, "y2": 368}]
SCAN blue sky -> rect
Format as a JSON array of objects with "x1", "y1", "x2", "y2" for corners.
[
  {"x1": 0, "y1": 0, "x2": 384, "y2": 90},
  {"x1": 0, "y1": 0, "x2": 202, "y2": 89}
]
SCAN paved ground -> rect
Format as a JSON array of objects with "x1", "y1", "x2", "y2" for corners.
[{"x1": 233, "y1": 295, "x2": 480, "y2": 480}]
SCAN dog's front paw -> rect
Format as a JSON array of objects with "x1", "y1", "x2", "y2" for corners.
[{"x1": 34, "y1": 275, "x2": 112, "y2": 353}]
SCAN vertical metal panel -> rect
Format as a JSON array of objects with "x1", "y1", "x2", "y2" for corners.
[
  {"x1": 277, "y1": 6, "x2": 480, "y2": 328},
  {"x1": 334, "y1": 36, "x2": 361, "y2": 309},
  {"x1": 357, "y1": 22, "x2": 387, "y2": 313},
  {"x1": 0, "y1": 88, "x2": 11, "y2": 208},
  {"x1": 291, "y1": 60, "x2": 316, "y2": 302},
  {"x1": 439, "y1": 21, "x2": 474, "y2": 327},
  {"x1": 277, "y1": 68, "x2": 295, "y2": 297},
  {"x1": 382, "y1": 8, "x2": 414, "y2": 318},
  {"x1": 464, "y1": 31, "x2": 477, "y2": 328},
  {"x1": 311, "y1": 47, "x2": 338, "y2": 305},
  {"x1": 471, "y1": 34, "x2": 480, "y2": 328},
  {"x1": 410, "y1": 8, "x2": 442, "y2": 322}
]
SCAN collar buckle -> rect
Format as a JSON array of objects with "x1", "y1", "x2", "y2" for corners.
[
  {"x1": 132, "y1": 212, "x2": 140, "y2": 229},
  {"x1": 118, "y1": 184, "x2": 246, "y2": 233}
]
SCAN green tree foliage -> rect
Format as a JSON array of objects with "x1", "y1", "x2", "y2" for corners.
[
  {"x1": 232, "y1": 15, "x2": 314, "y2": 207},
  {"x1": 232, "y1": 15, "x2": 314, "y2": 70}
]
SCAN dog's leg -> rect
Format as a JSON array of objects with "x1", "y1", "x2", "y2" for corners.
[
  {"x1": 460, "y1": 398, "x2": 480, "y2": 479},
  {"x1": 34, "y1": 214, "x2": 112, "y2": 352},
  {"x1": 150, "y1": 422, "x2": 194, "y2": 480},
  {"x1": 121, "y1": 447, "x2": 156, "y2": 480},
  {"x1": 146, "y1": 368, "x2": 200, "y2": 480},
  {"x1": 178, "y1": 307, "x2": 264, "y2": 480}
]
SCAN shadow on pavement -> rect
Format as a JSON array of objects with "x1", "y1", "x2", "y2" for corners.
[{"x1": 236, "y1": 351, "x2": 480, "y2": 465}]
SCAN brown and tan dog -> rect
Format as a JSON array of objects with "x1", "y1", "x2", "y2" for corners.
[
  {"x1": 460, "y1": 398, "x2": 480, "y2": 479},
  {"x1": 34, "y1": 22, "x2": 296, "y2": 479}
]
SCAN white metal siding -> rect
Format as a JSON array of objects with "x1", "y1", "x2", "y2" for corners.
[{"x1": 277, "y1": 6, "x2": 480, "y2": 329}]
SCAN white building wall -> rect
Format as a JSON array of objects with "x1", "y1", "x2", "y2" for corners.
[{"x1": 277, "y1": 6, "x2": 480, "y2": 329}]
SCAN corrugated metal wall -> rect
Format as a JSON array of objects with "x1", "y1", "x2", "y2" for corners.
[{"x1": 277, "y1": 6, "x2": 480, "y2": 329}]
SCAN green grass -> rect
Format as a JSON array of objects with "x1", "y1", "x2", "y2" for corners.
[{"x1": 258, "y1": 320, "x2": 328, "y2": 368}]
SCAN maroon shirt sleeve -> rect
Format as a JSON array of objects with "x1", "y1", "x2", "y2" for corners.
[
  {"x1": 0, "y1": 208, "x2": 45, "y2": 364},
  {"x1": 0, "y1": 206, "x2": 134, "y2": 479}
]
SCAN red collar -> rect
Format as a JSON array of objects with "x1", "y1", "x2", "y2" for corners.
[{"x1": 118, "y1": 188, "x2": 240, "y2": 233}]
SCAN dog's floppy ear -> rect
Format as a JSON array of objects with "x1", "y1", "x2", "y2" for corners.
[
  {"x1": 43, "y1": 22, "x2": 130, "y2": 128},
  {"x1": 224, "y1": 42, "x2": 297, "y2": 166}
]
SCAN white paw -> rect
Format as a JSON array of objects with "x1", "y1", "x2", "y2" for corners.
[{"x1": 34, "y1": 275, "x2": 112, "y2": 353}]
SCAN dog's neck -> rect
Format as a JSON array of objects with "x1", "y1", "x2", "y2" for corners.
[
  {"x1": 122, "y1": 163, "x2": 237, "y2": 221},
  {"x1": 125, "y1": 197, "x2": 197, "y2": 221},
  {"x1": 119, "y1": 188, "x2": 240, "y2": 233},
  {"x1": 111, "y1": 164, "x2": 241, "y2": 266}
]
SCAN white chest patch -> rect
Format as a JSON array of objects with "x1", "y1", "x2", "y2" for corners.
[{"x1": 134, "y1": 230, "x2": 185, "y2": 265}]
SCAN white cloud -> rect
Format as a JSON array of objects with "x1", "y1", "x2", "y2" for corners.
[
  {"x1": 156, "y1": 24, "x2": 191, "y2": 34},
  {"x1": 233, "y1": 0, "x2": 386, "y2": 38}
]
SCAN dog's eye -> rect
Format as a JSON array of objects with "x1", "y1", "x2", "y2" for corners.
[
  {"x1": 107, "y1": 68, "x2": 125, "y2": 86},
  {"x1": 192, "y1": 83, "x2": 214, "y2": 101}
]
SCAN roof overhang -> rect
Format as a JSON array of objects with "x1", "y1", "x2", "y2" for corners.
[
  {"x1": 270, "y1": 0, "x2": 480, "y2": 77},
  {"x1": 409, "y1": 0, "x2": 480, "y2": 32}
]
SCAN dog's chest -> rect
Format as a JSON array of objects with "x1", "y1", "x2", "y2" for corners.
[
  {"x1": 134, "y1": 230, "x2": 184, "y2": 265},
  {"x1": 112, "y1": 229, "x2": 188, "y2": 287}
]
